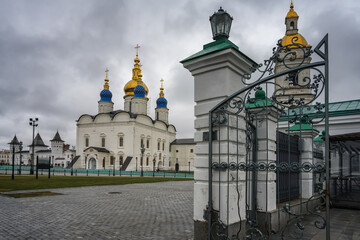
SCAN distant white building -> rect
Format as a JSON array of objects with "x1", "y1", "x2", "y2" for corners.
[{"x1": 8, "y1": 131, "x2": 75, "y2": 168}]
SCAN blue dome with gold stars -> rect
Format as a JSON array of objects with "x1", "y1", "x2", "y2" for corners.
[
  {"x1": 134, "y1": 85, "x2": 146, "y2": 98},
  {"x1": 100, "y1": 89, "x2": 112, "y2": 102},
  {"x1": 156, "y1": 97, "x2": 167, "y2": 108}
]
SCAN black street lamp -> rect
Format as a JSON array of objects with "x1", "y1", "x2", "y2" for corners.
[
  {"x1": 136, "y1": 157, "x2": 138, "y2": 172},
  {"x1": 140, "y1": 144, "x2": 145, "y2": 177},
  {"x1": 19, "y1": 142, "x2": 23, "y2": 175},
  {"x1": 29, "y1": 118, "x2": 39, "y2": 175},
  {"x1": 188, "y1": 161, "x2": 191, "y2": 174},
  {"x1": 209, "y1": 7, "x2": 233, "y2": 41},
  {"x1": 9, "y1": 135, "x2": 20, "y2": 180},
  {"x1": 153, "y1": 158, "x2": 156, "y2": 177}
]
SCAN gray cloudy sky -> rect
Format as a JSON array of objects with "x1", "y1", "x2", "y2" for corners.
[{"x1": 0, "y1": 0, "x2": 359, "y2": 150}]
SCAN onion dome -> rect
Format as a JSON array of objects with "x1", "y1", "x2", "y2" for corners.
[
  {"x1": 286, "y1": 1, "x2": 299, "y2": 19},
  {"x1": 156, "y1": 97, "x2": 168, "y2": 108},
  {"x1": 124, "y1": 44, "x2": 149, "y2": 98},
  {"x1": 156, "y1": 79, "x2": 168, "y2": 108},
  {"x1": 134, "y1": 83, "x2": 146, "y2": 98},
  {"x1": 281, "y1": 1, "x2": 311, "y2": 48},
  {"x1": 281, "y1": 33, "x2": 310, "y2": 48},
  {"x1": 100, "y1": 68, "x2": 113, "y2": 102}
]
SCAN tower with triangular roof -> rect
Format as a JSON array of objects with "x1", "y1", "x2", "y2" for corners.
[{"x1": 51, "y1": 131, "x2": 64, "y2": 163}]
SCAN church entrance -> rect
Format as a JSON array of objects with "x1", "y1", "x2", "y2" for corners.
[{"x1": 88, "y1": 158, "x2": 97, "y2": 169}]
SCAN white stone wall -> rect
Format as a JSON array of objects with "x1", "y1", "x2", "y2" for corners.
[
  {"x1": 170, "y1": 143, "x2": 195, "y2": 172},
  {"x1": 75, "y1": 111, "x2": 176, "y2": 170}
]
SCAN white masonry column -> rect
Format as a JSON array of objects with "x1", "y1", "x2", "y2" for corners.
[
  {"x1": 288, "y1": 123, "x2": 319, "y2": 199},
  {"x1": 182, "y1": 39, "x2": 256, "y2": 239},
  {"x1": 299, "y1": 130, "x2": 318, "y2": 198},
  {"x1": 248, "y1": 97, "x2": 280, "y2": 233}
]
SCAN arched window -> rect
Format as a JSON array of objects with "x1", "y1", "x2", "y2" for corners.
[
  {"x1": 110, "y1": 156, "x2": 114, "y2": 165},
  {"x1": 146, "y1": 157, "x2": 149, "y2": 166},
  {"x1": 119, "y1": 156, "x2": 123, "y2": 165},
  {"x1": 158, "y1": 142, "x2": 160, "y2": 150},
  {"x1": 119, "y1": 137, "x2": 124, "y2": 147},
  {"x1": 162, "y1": 142, "x2": 165, "y2": 151},
  {"x1": 141, "y1": 138, "x2": 144, "y2": 147},
  {"x1": 85, "y1": 137, "x2": 89, "y2": 147},
  {"x1": 146, "y1": 139, "x2": 150, "y2": 148},
  {"x1": 101, "y1": 138, "x2": 105, "y2": 147},
  {"x1": 159, "y1": 153, "x2": 162, "y2": 161},
  {"x1": 290, "y1": 21, "x2": 294, "y2": 30}
]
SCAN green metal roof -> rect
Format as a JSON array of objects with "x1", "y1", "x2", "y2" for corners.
[
  {"x1": 180, "y1": 38, "x2": 257, "y2": 66},
  {"x1": 286, "y1": 118, "x2": 319, "y2": 132},
  {"x1": 279, "y1": 99, "x2": 360, "y2": 121}
]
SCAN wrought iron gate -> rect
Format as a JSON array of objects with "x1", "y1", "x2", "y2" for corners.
[
  {"x1": 277, "y1": 131, "x2": 300, "y2": 202},
  {"x1": 208, "y1": 35, "x2": 330, "y2": 239}
]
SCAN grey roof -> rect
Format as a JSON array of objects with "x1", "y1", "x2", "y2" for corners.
[
  {"x1": 51, "y1": 131, "x2": 64, "y2": 142},
  {"x1": 8, "y1": 135, "x2": 20, "y2": 145},
  {"x1": 36, "y1": 149, "x2": 51, "y2": 153},
  {"x1": 171, "y1": 138, "x2": 195, "y2": 145},
  {"x1": 29, "y1": 133, "x2": 48, "y2": 147},
  {"x1": 84, "y1": 147, "x2": 110, "y2": 153}
]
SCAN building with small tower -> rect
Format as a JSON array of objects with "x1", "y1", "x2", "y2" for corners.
[
  {"x1": 7, "y1": 131, "x2": 75, "y2": 168},
  {"x1": 74, "y1": 46, "x2": 193, "y2": 171},
  {"x1": 274, "y1": 1, "x2": 314, "y2": 106}
]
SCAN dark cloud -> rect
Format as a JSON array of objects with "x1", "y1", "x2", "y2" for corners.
[{"x1": 0, "y1": 0, "x2": 359, "y2": 149}]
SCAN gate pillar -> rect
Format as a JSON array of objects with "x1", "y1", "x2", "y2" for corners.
[
  {"x1": 248, "y1": 92, "x2": 280, "y2": 233},
  {"x1": 181, "y1": 39, "x2": 256, "y2": 239},
  {"x1": 287, "y1": 118, "x2": 319, "y2": 198}
]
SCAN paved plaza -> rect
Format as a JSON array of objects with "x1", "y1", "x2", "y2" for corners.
[
  {"x1": 0, "y1": 181, "x2": 194, "y2": 240},
  {"x1": 1, "y1": 180, "x2": 360, "y2": 240}
]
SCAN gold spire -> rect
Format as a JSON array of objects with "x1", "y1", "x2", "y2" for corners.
[
  {"x1": 286, "y1": 0, "x2": 299, "y2": 18},
  {"x1": 104, "y1": 68, "x2": 109, "y2": 90},
  {"x1": 124, "y1": 44, "x2": 149, "y2": 97},
  {"x1": 159, "y1": 78, "x2": 165, "y2": 98}
]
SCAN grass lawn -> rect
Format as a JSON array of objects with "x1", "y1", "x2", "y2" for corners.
[{"x1": 0, "y1": 176, "x2": 193, "y2": 192}]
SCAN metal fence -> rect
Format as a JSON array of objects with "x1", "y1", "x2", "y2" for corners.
[{"x1": 0, "y1": 166, "x2": 194, "y2": 178}]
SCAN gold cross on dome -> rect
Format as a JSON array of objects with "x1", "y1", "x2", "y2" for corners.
[
  {"x1": 135, "y1": 44, "x2": 140, "y2": 56},
  {"x1": 105, "y1": 68, "x2": 109, "y2": 78}
]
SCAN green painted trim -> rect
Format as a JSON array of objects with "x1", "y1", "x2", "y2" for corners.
[
  {"x1": 180, "y1": 38, "x2": 258, "y2": 66},
  {"x1": 246, "y1": 97, "x2": 273, "y2": 108}
]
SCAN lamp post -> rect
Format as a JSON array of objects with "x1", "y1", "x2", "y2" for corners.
[
  {"x1": 113, "y1": 157, "x2": 115, "y2": 176},
  {"x1": 140, "y1": 144, "x2": 145, "y2": 177},
  {"x1": 209, "y1": 7, "x2": 233, "y2": 41},
  {"x1": 136, "y1": 157, "x2": 138, "y2": 172},
  {"x1": 29, "y1": 118, "x2": 39, "y2": 175},
  {"x1": 19, "y1": 142, "x2": 23, "y2": 175},
  {"x1": 153, "y1": 158, "x2": 156, "y2": 177},
  {"x1": 188, "y1": 161, "x2": 191, "y2": 174}
]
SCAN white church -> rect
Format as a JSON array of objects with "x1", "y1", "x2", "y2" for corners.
[{"x1": 73, "y1": 48, "x2": 195, "y2": 171}]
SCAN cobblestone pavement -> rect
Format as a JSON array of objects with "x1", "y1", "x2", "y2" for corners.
[{"x1": 0, "y1": 181, "x2": 194, "y2": 240}]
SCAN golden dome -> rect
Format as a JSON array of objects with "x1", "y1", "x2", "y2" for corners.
[
  {"x1": 124, "y1": 44, "x2": 149, "y2": 98},
  {"x1": 124, "y1": 79, "x2": 148, "y2": 97},
  {"x1": 286, "y1": 2, "x2": 299, "y2": 18},
  {"x1": 281, "y1": 33, "x2": 311, "y2": 48}
]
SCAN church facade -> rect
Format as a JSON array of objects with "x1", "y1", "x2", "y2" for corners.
[{"x1": 74, "y1": 49, "x2": 189, "y2": 171}]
